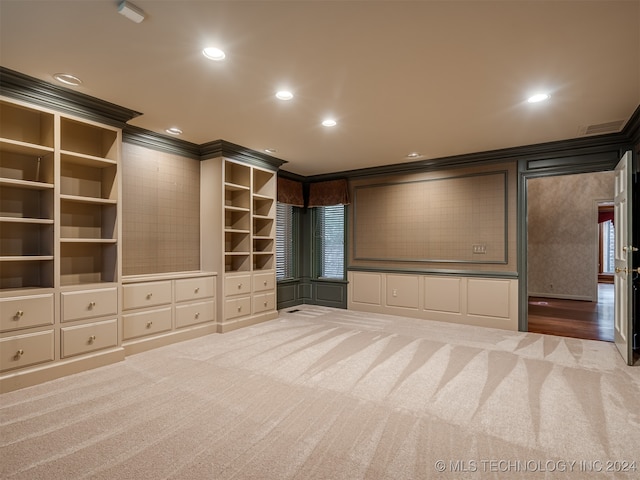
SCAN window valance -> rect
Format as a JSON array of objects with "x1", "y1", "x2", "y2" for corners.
[
  {"x1": 307, "y1": 179, "x2": 350, "y2": 207},
  {"x1": 277, "y1": 176, "x2": 304, "y2": 207}
]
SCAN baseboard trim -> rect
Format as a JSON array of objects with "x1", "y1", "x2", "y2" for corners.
[
  {"x1": 218, "y1": 311, "x2": 279, "y2": 333},
  {"x1": 123, "y1": 323, "x2": 218, "y2": 356}
]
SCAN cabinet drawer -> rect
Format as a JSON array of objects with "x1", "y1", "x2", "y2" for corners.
[
  {"x1": 1, "y1": 293, "x2": 54, "y2": 332},
  {"x1": 61, "y1": 319, "x2": 118, "y2": 358},
  {"x1": 175, "y1": 277, "x2": 215, "y2": 303},
  {"x1": 0, "y1": 330, "x2": 54, "y2": 372},
  {"x1": 123, "y1": 307, "x2": 172, "y2": 340},
  {"x1": 225, "y1": 275, "x2": 251, "y2": 296},
  {"x1": 176, "y1": 300, "x2": 215, "y2": 328},
  {"x1": 253, "y1": 272, "x2": 275, "y2": 293},
  {"x1": 61, "y1": 288, "x2": 117, "y2": 322},
  {"x1": 253, "y1": 292, "x2": 276, "y2": 314},
  {"x1": 123, "y1": 281, "x2": 172, "y2": 310},
  {"x1": 224, "y1": 296, "x2": 251, "y2": 320}
]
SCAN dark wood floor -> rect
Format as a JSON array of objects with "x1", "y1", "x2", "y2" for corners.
[{"x1": 528, "y1": 284, "x2": 614, "y2": 342}]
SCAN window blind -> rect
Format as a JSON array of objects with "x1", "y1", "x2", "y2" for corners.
[
  {"x1": 317, "y1": 205, "x2": 345, "y2": 279},
  {"x1": 276, "y1": 203, "x2": 294, "y2": 280}
]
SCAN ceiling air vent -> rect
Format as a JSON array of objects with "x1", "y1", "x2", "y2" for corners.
[{"x1": 578, "y1": 119, "x2": 625, "y2": 136}]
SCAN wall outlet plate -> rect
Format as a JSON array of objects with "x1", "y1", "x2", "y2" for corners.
[{"x1": 472, "y1": 244, "x2": 487, "y2": 254}]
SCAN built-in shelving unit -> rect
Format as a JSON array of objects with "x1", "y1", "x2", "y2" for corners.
[
  {"x1": 0, "y1": 95, "x2": 123, "y2": 393},
  {"x1": 201, "y1": 156, "x2": 278, "y2": 332}
]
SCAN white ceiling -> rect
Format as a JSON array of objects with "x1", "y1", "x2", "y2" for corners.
[{"x1": 1, "y1": 0, "x2": 639, "y2": 176}]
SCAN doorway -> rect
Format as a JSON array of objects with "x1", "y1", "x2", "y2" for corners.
[{"x1": 526, "y1": 171, "x2": 616, "y2": 342}]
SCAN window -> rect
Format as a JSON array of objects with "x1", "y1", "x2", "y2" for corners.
[
  {"x1": 315, "y1": 205, "x2": 345, "y2": 279},
  {"x1": 276, "y1": 202, "x2": 295, "y2": 280}
]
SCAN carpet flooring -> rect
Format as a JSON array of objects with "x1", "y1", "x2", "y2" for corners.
[{"x1": 1, "y1": 306, "x2": 639, "y2": 479}]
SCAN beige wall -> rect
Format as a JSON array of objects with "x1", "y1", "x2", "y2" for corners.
[
  {"x1": 527, "y1": 171, "x2": 615, "y2": 300},
  {"x1": 122, "y1": 143, "x2": 201, "y2": 275},
  {"x1": 349, "y1": 161, "x2": 518, "y2": 273}
]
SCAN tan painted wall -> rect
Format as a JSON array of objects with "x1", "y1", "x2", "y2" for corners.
[{"x1": 122, "y1": 143, "x2": 201, "y2": 275}]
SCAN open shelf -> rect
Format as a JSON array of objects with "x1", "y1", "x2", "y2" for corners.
[
  {"x1": 254, "y1": 217, "x2": 275, "y2": 238},
  {"x1": 253, "y1": 238, "x2": 274, "y2": 253},
  {"x1": 224, "y1": 161, "x2": 251, "y2": 189},
  {"x1": 253, "y1": 253, "x2": 274, "y2": 271},
  {"x1": 253, "y1": 196, "x2": 274, "y2": 217},
  {"x1": 60, "y1": 242, "x2": 117, "y2": 286},
  {"x1": 0, "y1": 101, "x2": 54, "y2": 148},
  {"x1": 0, "y1": 259, "x2": 54, "y2": 289},
  {"x1": 253, "y1": 168, "x2": 276, "y2": 198},
  {"x1": 60, "y1": 200, "x2": 117, "y2": 240},
  {"x1": 0, "y1": 223, "x2": 54, "y2": 257},
  {"x1": 224, "y1": 187, "x2": 250, "y2": 210},
  {"x1": 60, "y1": 118, "x2": 118, "y2": 161},
  {"x1": 225, "y1": 231, "x2": 250, "y2": 253},
  {"x1": 224, "y1": 254, "x2": 251, "y2": 273},
  {"x1": 60, "y1": 160, "x2": 117, "y2": 201},
  {"x1": 225, "y1": 208, "x2": 250, "y2": 231}
]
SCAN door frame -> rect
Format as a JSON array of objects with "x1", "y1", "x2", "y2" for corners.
[{"x1": 517, "y1": 152, "x2": 626, "y2": 333}]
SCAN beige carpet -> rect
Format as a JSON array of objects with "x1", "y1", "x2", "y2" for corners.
[{"x1": 1, "y1": 306, "x2": 639, "y2": 479}]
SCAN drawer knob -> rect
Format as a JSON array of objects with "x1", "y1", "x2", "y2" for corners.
[
  {"x1": 263, "y1": 281, "x2": 267, "y2": 286},
  {"x1": 88, "y1": 335, "x2": 96, "y2": 344},
  {"x1": 237, "y1": 283, "x2": 242, "y2": 289},
  {"x1": 237, "y1": 305, "x2": 242, "y2": 312},
  {"x1": 195, "y1": 312, "x2": 200, "y2": 319},
  {"x1": 264, "y1": 301, "x2": 268, "y2": 307},
  {"x1": 88, "y1": 302, "x2": 96, "y2": 310},
  {"x1": 147, "y1": 293, "x2": 153, "y2": 299},
  {"x1": 146, "y1": 321, "x2": 153, "y2": 328},
  {"x1": 15, "y1": 310, "x2": 25, "y2": 319},
  {"x1": 15, "y1": 349, "x2": 24, "y2": 358},
  {"x1": 195, "y1": 287, "x2": 200, "y2": 293}
]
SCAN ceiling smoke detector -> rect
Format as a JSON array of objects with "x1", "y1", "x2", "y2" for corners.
[{"x1": 118, "y1": 1, "x2": 146, "y2": 23}]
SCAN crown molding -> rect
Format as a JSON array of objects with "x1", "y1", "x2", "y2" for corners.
[
  {"x1": 122, "y1": 125, "x2": 202, "y2": 159},
  {"x1": 200, "y1": 139, "x2": 287, "y2": 171},
  {"x1": 0, "y1": 67, "x2": 141, "y2": 127}
]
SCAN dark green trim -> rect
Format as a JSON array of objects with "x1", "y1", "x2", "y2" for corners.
[
  {"x1": 123, "y1": 125, "x2": 202, "y2": 159},
  {"x1": 200, "y1": 140, "x2": 287, "y2": 171},
  {"x1": 0, "y1": 67, "x2": 141, "y2": 127}
]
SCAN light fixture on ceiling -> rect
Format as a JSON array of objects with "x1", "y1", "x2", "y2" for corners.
[
  {"x1": 118, "y1": 0, "x2": 146, "y2": 23},
  {"x1": 275, "y1": 91, "x2": 293, "y2": 101},
  {"x1": 264, "y1": 148, "x2": 277, "y2": 154},
  {"x1": 203, "y1": 47, "x2": 226, "y2": 61},
  {"x1": 322, "y1": 119, "x2": 337, "y2": 127},
  {"x1": 165, "y1": 127, "x2": 183, "y2": 135},
  {"x1": 527, "y1": 93, "x2": 550, "y2": 103},
  {"x1": 53, "y1": 73, "x2": 82, "y2": 86},
  {"x1": 406, "y1": 152, "x2": 421, "y2": 158}
]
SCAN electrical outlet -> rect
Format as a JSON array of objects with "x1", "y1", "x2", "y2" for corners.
[
  {"x1": 392, "y1": 289, "x2": 398, "y2": 297},
  {"x1": 472, "y1": 244, "x2": 487, "y2": 254}
]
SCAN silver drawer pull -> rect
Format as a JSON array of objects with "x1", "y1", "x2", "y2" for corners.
[
  {"x1": 146, "y1": 321, "x2": 153, "y2": 328},
  {"x1": 88, "y1": 302, "x2": 96, "y2": 309},
  {"x1": 88, "y1": 335, "x2": 96, "y2": 344},
  {"x1": 15, "y1": 349, "x2": 24, "y2": 358},
  {"x1": 147, "y1": 293, "x2": 153, "y2": 299},
  {"x1": 195, "y1": 287, "x2": 200, "y2": 293},
  {"x1": 15, "y1": 310, "x2": 24, "y2": 319}
]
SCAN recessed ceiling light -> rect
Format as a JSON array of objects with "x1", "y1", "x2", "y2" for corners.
[
  {"x1": 264, "y1": 148, "x2": 277, "y2": 154},
  {"x1": 275, "y1": 91, "x2": 294, "y2": 101},
  {"x1": 406, "y1": 152, "x2": 421, "y2": 158},
  {"x1": 165, "y1": 127, "x2": 183, "y2": 135},
  {"x1": 322, "y1": 119, "x2": 337, "y2": 127},
  {"x1": 203, "y1": 47, "x2": 226, "y2": 61},
  {"x1": 53, "y1": 73, "x2": 82, "y2": 86},
  {"x1": 527, "y1": 93, "x2": 550, "y2": 103}
]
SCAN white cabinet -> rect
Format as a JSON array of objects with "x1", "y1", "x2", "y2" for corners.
[{"x1": 122, "y1": 272, "x2": 217, "y2": 354}]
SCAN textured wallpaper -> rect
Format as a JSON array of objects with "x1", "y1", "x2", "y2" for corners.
[
  {"x1": 121, "y1": 143, "x2": 201, "y2": 275},
  {"x1": 527, "y1": 171, "x2": 614, "y2": 300}
]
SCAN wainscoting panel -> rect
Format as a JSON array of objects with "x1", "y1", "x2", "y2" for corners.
[{"x1": 348, "y1": 271, "x2": 518, "y2": 331}]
